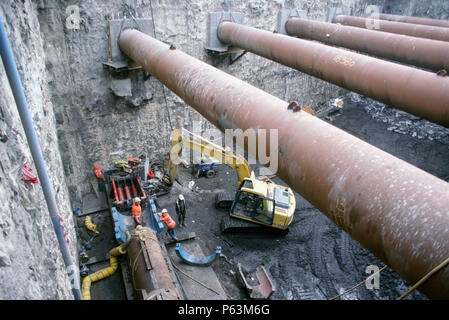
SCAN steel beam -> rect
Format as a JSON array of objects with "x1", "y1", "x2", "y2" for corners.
[
  {"x1": 378, "y1": 13, "x2": 449, "y2": 29},
  {"x1": 118, "y1": 28, "x2": 449, "y2": 299},
  {"x1": 334, "y1": 15, "x2": 449, "y2": 42},
  {"x1": 285, "y1": 17, "x2": 449, "y2": 72},
  {"x1": 216, "y1": 21, "x2": 449, "y2": 128}
]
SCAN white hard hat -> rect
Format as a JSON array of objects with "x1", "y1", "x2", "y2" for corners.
[
  {"x1": 178, "y1": 194, "x2": 184, "y2": 201},
  {"x1": 134, "y1": 197, "x2": 141, "y2": 203},
  {"x1": 162, "y1": 208, "x2": 168, "y2": 213}
]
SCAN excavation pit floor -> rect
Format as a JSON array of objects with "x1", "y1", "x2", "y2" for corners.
[{"x1": 76, "y1": 95, "x2": 449, "y2": 300}]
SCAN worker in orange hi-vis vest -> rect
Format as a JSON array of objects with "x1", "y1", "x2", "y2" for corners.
[
  {"x1": 93, "y1": 164, "x2": 103, "y2": 180},
  {"x1": 132, "y1": 197, "x2": 142, "y2": 226},
  {"x1": 158, "y1": 209, "x2": 178, "y2": 241}
]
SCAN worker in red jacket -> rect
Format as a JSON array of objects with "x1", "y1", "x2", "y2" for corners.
[
  {"x1": 158, "y1": 209, "x2": 178, "y2": 241},
  {"x1": 132, "y1": 197, "x2": 142, "y2": 226}
]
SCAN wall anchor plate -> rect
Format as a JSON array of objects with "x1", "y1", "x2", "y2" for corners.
[
  {"x1": 103, "y1": 18, "x2": 155, "y2": 97},
  {"x1": 276, "y1": 9, "x2": 307, "y2": 35},
  {"x1": 205, "y1": 11, "x2": 245, "y2": 53}
]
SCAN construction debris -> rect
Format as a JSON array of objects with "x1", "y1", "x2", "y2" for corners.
[
  {"x1": 21, "y1": 164, "x2": 38, "y2": 185},
  {"x1": 237, "y1": 263, "x2": 276, "y2": 299},
  {"x1": 349, "y1": 92, "x2": 449, "y2": 144},
  {"x1": 164, "y1": 232, "x2": 196, "y2": 245}
]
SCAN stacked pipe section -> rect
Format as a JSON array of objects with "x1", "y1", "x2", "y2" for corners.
[
  {"x1": 118, "y1": 28, "x2": 449, "y2": 298},
  {"x1": 216, "y1": 21, "x2": 449, "y2": 127},
  {"x1": 284, "y1": 17, "x2": 449, "y2": 72},
  {"x1": 333, "y1": 15, "x2": 449, "y2": 42},
  {"x1": 377, "y1": 13, "x2": 449, "y2": 28}
]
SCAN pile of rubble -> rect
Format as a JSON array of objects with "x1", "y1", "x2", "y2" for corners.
[{"x1": 348, "y1": 92, "x2": 449, "y2": 145}]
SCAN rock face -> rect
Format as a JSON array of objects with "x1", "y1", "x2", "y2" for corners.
[
  {"x1": 384, "y1": 0, "x2": 449, "y2": 19},
  {"x1": 0, "y1": 2, "x2": 75, "y2": 299},
  {"x1": 0, "y1": 0, "x2": 448, "y2": 300}
]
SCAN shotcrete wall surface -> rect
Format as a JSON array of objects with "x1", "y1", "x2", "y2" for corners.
[
  {"x1": 0, "y1": 1, "x2": 75, "y2": 299},
  {"x1": 0, "y1": 0, "x2": 448, "y2": 299}
]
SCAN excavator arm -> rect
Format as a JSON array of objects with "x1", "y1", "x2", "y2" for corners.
[{"x1": 164, "y1": 127, "x2": 251, "y2": 186}]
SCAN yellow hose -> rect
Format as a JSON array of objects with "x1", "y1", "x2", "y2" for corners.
[
  {"x1": 81, "y1": 244, "x2": 127, "y2": 300},
  {"x1": 84, "y1": 216, "x2": 100, "y2": 234}
]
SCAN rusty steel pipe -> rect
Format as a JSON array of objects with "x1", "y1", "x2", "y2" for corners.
[
  {"x1": 334, "y1": 15, "x2": 449, "y2": 42},
  {"x1": 216, "y1": 21, "x2": 449, "y2": 127},
  {"x1": 378, "y1": 13, "x2": 449, "y2": 28},
  {"x1": 285, "y1": 17, "x2": 449, "y2": 72},
  {"x1": 127, "y1": 227, "x2": 180, "y2": 300},
  {"x1": 118, "y1": 28, "x2": 449, "y2": 299}
]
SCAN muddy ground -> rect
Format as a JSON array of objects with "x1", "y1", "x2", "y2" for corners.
[{"x1": 76, "y1": 94, "x2": 449, "y2": 300}]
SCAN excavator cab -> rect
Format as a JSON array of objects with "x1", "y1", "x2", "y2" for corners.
[
  {"x1": 222, "y1": 172, "x2": 295, "y2": 232},
  {"x1": 231, "y1": 190, "x2": 275, "y2": 226}
]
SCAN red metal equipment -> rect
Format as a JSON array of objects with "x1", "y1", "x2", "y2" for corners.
[
  {"x1": 124, "y1": 182, "x2": 132, "y2": 203},
  {"x1": 109, "y1": 174, "x2": 147, "y2": 211},
  {"x1": 131, "y1": 181, "x2": 138, "y2": 198},
  {"x1": 116, "y1": 181, "x2": 125, "y2": 210},
  {"x1": 111, "y1": 179, "x2": 119, "y2": 204},
  {"x1": 135, "y1": 176, "x2": 147, "y2": 199}
]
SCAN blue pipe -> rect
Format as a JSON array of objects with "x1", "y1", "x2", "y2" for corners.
[
  {"x1": 0, "y1": 15, "x2": 81, "y2": 300},
  {"x1": 175, "y1": 243, "x2": 222, "y2": 266}
]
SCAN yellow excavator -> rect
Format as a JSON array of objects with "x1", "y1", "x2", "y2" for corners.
[{"x1": 164, "y1": 127, "x2": 296, "y2": 233}]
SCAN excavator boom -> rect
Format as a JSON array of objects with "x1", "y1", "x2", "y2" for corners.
[{"x1": 165, "y1": 127, "x2": 251, "y2": 185}]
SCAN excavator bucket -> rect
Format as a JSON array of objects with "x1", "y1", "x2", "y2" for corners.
[{"x1": 237, "y1": 263, "x2": 276, "y2": 299}]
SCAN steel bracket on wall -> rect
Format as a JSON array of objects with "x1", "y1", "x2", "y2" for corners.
[
  {"x1": 327, "y1": 7, "x2": 352, "y2": 23},
  {"x1": 103, "y1": 18, "x2": 154, "y2": 97},
  {"x1": 276, "y1": 9, "x2": 307, "y2": 35},
  {"x1": 205, "y1": 11, "x2": 245, "y2": 54}
]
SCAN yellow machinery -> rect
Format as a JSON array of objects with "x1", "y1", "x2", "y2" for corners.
[
  {"x1": 164, "y1": 127, "x2": 251, "y2": 186},
  {"x1": 81, "y1": 242, "x2": 127, "y2": 300},
  {"x1": 164, "y1": 127, "x2": 296, "y2": 231},
  {"x1": 81, "y1": 227, "x2": 181, "y2": 300},
  {"x1": 84, "y1": 216, "x2": 100, "y2": 234}
]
